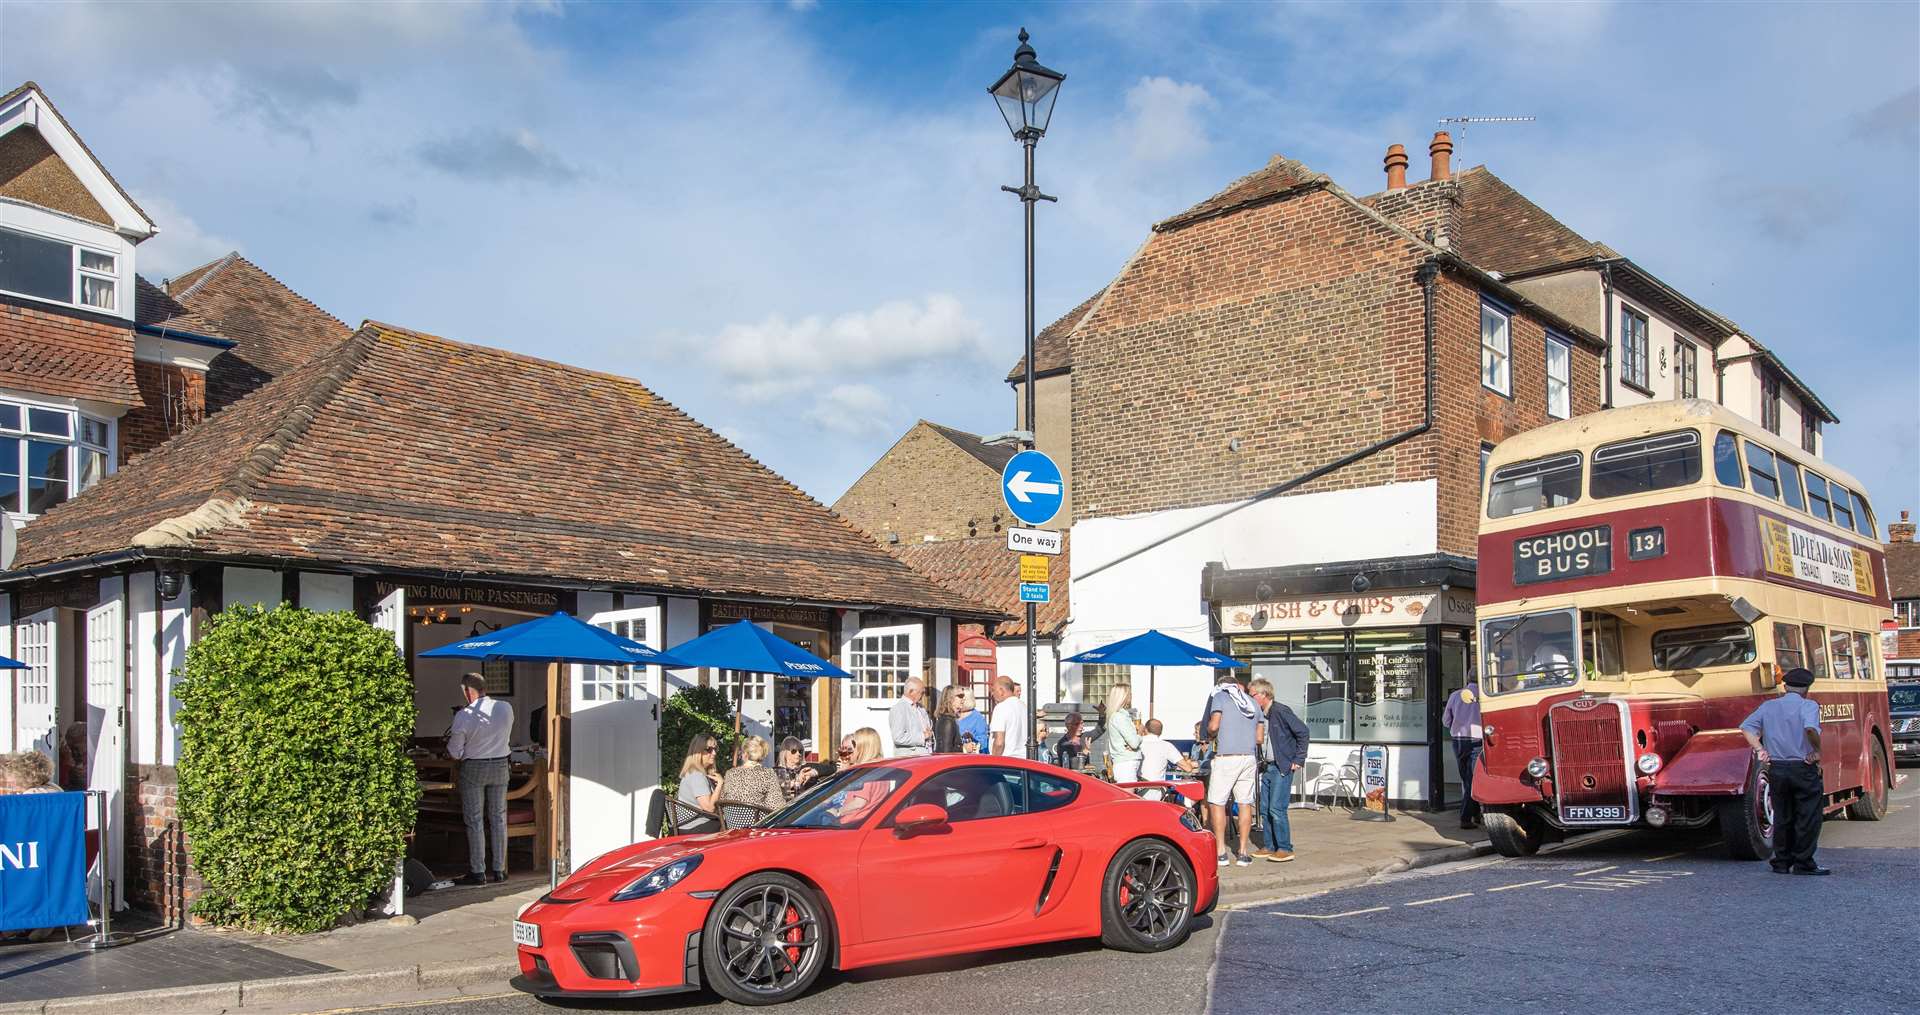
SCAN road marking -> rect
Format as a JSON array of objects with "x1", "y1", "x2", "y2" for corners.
[
  {"x1": 1487, "y1": 879, "x2": 1551, "y2": 892},
  {"x1": 1544, "y1": 882, "x2": 1615, "y2": 891},
  {"x1": 297, "y1": 994, "x2": 519, "y2": 1014},
  {"x1": 1573, "y1": 865, "x2": 1618, "y2": 877},
  {"x1": 1643, "y1": 850, "x2": 1690, "y2": 862},
  {"x1": 1404, "y1": 892, "x2": 1473, "y2": 907},
  {"x1": 1271, "y1": 906, "x2": 1390, "y2": 920}
]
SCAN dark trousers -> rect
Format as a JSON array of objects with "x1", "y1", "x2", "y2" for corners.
[
  {"x1": 1768, "y1": 760, "x2": 1824, "y2": 868},
  {"x1": 1454, "y1": 739, "x2": 1483, "y2": 823}
]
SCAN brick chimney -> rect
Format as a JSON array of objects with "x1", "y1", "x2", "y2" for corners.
[
  {"x1": 1383, "y1": 143, "x2": 1409, "y2": 190},
  {"x1": 1428, "y1": 130, "x2": 1453, "y2": 181},
  {"x1": 1891, "y1": 510, "x2": 1915, "y2": 543}
]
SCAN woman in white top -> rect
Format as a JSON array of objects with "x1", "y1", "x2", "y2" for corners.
[{"x1": 1104, "y1": 684, "x2": 1143, "y2": 783}]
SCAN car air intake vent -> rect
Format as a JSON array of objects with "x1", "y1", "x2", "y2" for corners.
[{"x1": 570, "y1": 933, "x2": 638, "y2": 982}]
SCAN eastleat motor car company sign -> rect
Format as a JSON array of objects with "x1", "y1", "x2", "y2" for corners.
[
  {"x1": 1218, "y1": 588, "x2": 1474, "y2": 634},
  {"x1": 1761, "y1": 516, "x2": 1875, "y2": 597}
]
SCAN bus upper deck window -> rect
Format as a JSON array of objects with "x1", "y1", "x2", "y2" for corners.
[
  {"x1": 1486, "y1": 452, "x2": 1582, "y2": 519},
  {"x1": 1850, "y1": 491, "x2": 1876, "y2": 537},
  {"x1": 1591, "y1": 430, "x2": 1701, "y2": 498},
  {"x1": 1744, "y1": 442, "x2": 1781, "y2": 500},
  {"x1": 1713, "y1": 431, "x2": 1743, "y2": 487},
  {"x1": 1777, "y1": 458, "x2": 1806, "y2": 512},
  {"x1": 1830, "y1": 483, "x2": 1857, "y2": 531},
  {"x1": 1804, "y1": 471, "x2": 1833, "y2": 521}
]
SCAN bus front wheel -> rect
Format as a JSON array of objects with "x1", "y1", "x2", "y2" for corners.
[
  {"x1": 1844, "y1": 738, "x2": 1889, "y2": 821},
  {"x1": 1484, "y1": 808, "x2": 1543, "y2": 857},
  {"x1": 1718, "y1": 764, "x2": 1774, "y2": 861}
]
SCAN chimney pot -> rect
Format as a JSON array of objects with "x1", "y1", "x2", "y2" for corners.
[
  {"x1": 1891, "y1": 509, "x2": 1915, "y2": 543},
  {"x1": 1383, "y1": 143, "x2": 1409, "y2": 190},
  {"x1": 1429, "y1": 130, "x2": 1453, "y2": 181}
]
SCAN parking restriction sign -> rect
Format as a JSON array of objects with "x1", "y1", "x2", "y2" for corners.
[{"x1": 1019, "y1": 555, "x2": 1049, "y2": 583}]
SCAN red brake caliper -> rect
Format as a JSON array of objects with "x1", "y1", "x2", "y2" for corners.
[{"x1": 782, "y1": 904, "x2": 802, "y2": 964}]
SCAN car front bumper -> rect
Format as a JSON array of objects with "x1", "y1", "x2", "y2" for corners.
[{"x1": 511, "y1": 891, "x2": 712, "y2": 997}]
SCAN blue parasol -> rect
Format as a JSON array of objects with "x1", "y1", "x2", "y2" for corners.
[
  {"x1": 665, "y1": 619, "x2": 851, "y2": 750},
  {"x1": 1066, "y1": 630, "x2": 1241, "y2": 719},
  {"x1": 421, "y1": 611, "x2": 692, "y2": 668},
  {"x1": 0, "y1": 654, "x2": 24, "y2": 670}
]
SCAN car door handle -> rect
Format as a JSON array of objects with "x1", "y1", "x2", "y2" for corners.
[{"x1": 1012, "y1": 837, "x2": 1050, "y2": 849}]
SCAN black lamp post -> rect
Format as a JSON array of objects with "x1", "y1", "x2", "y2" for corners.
[{"x1": 990, "y1": 28, "x2": 1063, "y2": 761}]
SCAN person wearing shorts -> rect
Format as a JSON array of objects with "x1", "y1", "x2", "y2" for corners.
[{"x1": 1206, "y1": 674, "x2": 1263, "y2": 866}]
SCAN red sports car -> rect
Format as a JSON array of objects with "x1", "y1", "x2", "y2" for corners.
[{"x1": 510, "y1": 754, "x2": 1218, "y2": 1005}]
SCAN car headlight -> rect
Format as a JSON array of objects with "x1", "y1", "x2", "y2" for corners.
[
  {"x1": 1636, "y1": 752, "x2": 1662, "y2": 775},
  {"x1": 1525, "y1": 757, "x2": 1550, "y2": 779},
  {"x1": 611, "y1": 855, "x2": 703, "y2": 902}
]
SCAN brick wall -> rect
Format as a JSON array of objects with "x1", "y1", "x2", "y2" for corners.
[
  {"x1": 125, "y1": 763, "x2": 199, "y2": 925},
  {"x1": 123, "y1": 360, "x2": 206, "y2": 463},
  {"x1": 832, "y1": 423, "x2": 1006, "y2": 543}
]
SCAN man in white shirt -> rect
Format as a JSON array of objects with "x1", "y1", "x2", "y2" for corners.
[
  {"x1": 989, "y1": 675, "x2": 1029, "y2": 758},
  {"x1": 888, "y1": 677, "x2": 932, "y2": 757},
  {"x1": 1137, "y1": 718, "x2": 1196, "y2": 800},
  {"x1": 447, "y1": 673, "x2": 515, "y2": 885}
]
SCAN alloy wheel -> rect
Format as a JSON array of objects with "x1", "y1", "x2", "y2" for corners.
[
  {"x1": 1117, "y1": 847, "x2": 1191, "y2": 944},
  {"x1": 714, "y1": 882, "x2": 822, "y2": 997}
]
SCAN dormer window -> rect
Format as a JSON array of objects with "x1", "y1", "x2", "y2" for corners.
[
  {"x1": 0, "y1": 225, "x2": 117, "y2": 313},
  {"x1": 0, "y1": 400, "x2": 112, "y2": 517}
]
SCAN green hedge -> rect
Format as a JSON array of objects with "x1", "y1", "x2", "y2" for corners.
[{"x1": 177, "y1": 604, "x2": 418, "y2": 932}]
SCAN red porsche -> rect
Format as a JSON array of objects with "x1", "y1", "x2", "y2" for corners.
[{"x1": 509, "y1": 754, "x2": 1218, "y2": 1005}]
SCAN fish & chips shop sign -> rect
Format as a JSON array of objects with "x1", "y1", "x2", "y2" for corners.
[{"x1": 1219, "y1": 588, "x2": 1474, "y2": 633}]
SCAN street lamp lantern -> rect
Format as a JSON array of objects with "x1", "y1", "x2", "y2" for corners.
[
  {"x1": 991, "y1": 27, "x2": 1063, "y2": 761},
  {"x1": 988, "y1": 28, "x2": 1065, "y2": 139}
]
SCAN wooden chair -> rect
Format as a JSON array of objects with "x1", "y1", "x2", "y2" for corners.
[{"x1": 504, "y1": 758, "x2": 549, "y2": 870}]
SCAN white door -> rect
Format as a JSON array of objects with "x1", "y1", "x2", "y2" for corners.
[
  {"x1": 572, "y1": 607, "x2": 663, "y2": 864},
  {"x1": 369, "y1": 587, "x2": 406, "y2": 916},
  {"x1": 842, "y1": 623, "x2": 922, "y2": 757},
  {"x1": 0, "y1": 592, "x2": 12, "y2": 751},
  {"x1": 86, "y1": 578, "x2": 126, "y2": 910},
  {"x1": 13, "y1": 609, "x2": 58, "y2": 759}
]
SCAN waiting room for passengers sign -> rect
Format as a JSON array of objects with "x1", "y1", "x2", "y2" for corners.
[{"x1": 1760, "y1": 516, "x2": 1874, "y2": 597}]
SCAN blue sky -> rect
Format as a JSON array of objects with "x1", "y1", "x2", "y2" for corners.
[{"x1": 4, "y1": 1, "x2": 1915, "y2": 524}]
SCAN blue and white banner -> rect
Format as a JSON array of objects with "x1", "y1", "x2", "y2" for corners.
[{"x1": 0, "y1": 792, "x2": 90, "y2": 932}]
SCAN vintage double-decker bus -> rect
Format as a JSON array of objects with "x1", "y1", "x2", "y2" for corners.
[{"x1": 1473, "y1": 400, "x2": 1893, "y2": 858}]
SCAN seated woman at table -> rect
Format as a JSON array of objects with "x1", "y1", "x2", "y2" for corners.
[
  {"x1": 675, "y1": 735, "x2": 724, "y2": 833},
  {"x1": 773, "y1": 736, "x2": 819, "y2": 798},
  {"x1": 822, "y1": 728, "x2": 891, "y2": 823},
  {"x1": 717, "y1": 737, "x2": 788, "y2": 817}
]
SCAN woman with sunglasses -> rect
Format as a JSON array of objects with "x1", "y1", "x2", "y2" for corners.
[{"x1": 675, "y1": 735, "x2": 724, "y2": 833}]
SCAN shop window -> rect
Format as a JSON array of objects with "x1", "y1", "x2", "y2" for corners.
[
  {"x1": 1773, "y1": 623, "x2": 1805, "y2": 673},
  {"x1": 1351, "y1": 631, "x2": 1426, "y2": 743},
  {"x1": 1248, "y1": 634, "x2": 1348, "y2": 742},
  {"x1": 1652, "y1": 624, "x2": 1756, "y2": 670},
  {"x1": 849, "y1": 627, "x2": 916, "y2": 700}
]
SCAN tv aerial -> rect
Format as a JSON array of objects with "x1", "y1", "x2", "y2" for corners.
[{"x1": 1437, "y1": 115, "x2": 1536, "y2": 139}]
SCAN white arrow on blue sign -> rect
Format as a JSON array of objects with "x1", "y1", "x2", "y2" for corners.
[{"x1": 1001, "y1": 449, "x2": 1065, "y2": 526}]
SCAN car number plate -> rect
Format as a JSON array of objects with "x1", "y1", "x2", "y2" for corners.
[
  {"x1": 512, "y1": 920, "x2": 540, "y2": 948},
  {"x1": 1562, "y1": 805, "x2": 1625, "y2": 821}
]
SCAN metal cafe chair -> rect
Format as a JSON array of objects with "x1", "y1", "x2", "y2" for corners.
[
  {"x1": 665, "y1": 797, "x2": 722, "y2": 836},
  {"x1": 718, "y1": 801, "x2": 777, "y2": 830}
]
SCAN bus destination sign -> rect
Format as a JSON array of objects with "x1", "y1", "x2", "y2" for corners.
[{"x1": 1513, "y1": 524, "x2": 1613, "y2": 585}]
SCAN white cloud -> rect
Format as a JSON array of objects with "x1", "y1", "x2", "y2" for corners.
[
  {"x1": 697, "y1": 294, "x2": 994, "y2": 384},
  {"x1": 131, "y1": 194, "x2": 239, "y2": 281},
  {"x1": 803, "y1": 383, "x2": 897, "y2": 437},
  {"x1": 1122, "y1": 77, "x2": 1215, "y2": 162},
  {"x1": 417, "y1": 128, "x2": 581, "y2": 183},
  {"x1": 789, "y1": 0, "x2": 820, "y2": 10}
]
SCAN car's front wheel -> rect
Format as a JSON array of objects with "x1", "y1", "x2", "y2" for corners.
[
  {"x1": 700, "y1": 872, "x2": 831, "y2": 1006},
  {"x1": 1100, "y1": 838, "x2": 1195, "y2": 953}
]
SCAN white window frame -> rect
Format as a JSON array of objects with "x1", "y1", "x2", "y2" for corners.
[
  {"x1": 0, "y1": 397, "x2": 114, "y2": 518},
  {"x1": 1620, "y1": 306, "x2": 1650, "y2": 392},
  {"x1": 1896, "y1": 600, "x2": 1919, "y2": 630},
  {"x1": 1079, "y1": 663, "x2": 1128, "y2": 706},
  {"x1": 1674, "y1": 338, "x2": 1699, "y2": 400},
  {"x1": 848, "y1": 623, "x2": 920, "y2": 701},
  {"x1": 582, "y1": 607, "x2": 661, "y2": 704},
  {"x1": 1480, "y1": 302, "x2": 1511, "y2": 395},
  {"x1": 0, "y1": 224, "x2": 117, "y2": 314},
  {"x1": 1545, "y1": 335, "x2": 1571, "y2": 419}
]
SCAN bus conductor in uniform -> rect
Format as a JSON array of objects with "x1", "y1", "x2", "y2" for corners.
[{"x1": 1738, "y1": 667, "x2": 1830, "y2": 876}]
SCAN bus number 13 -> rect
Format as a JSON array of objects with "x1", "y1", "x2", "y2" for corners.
[{"x1": 1628, "y1": 526, "x2": 1666, "y2": 561}]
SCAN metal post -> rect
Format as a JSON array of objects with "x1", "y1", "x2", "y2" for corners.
[
  {"x1": 88, "y1": 789, "x2": 125, "y2": 950},
  {"x1": 1021, "y1": 133, "x2": 1040, "y2": 761}
]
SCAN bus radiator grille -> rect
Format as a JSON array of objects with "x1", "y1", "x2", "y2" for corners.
[{"x1": 1549, "y1": 700, "x2": 1632, "y2": 824}]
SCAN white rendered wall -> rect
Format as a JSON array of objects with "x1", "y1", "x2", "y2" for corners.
[
  {"x1": 299, "y1": 572, "x2": 354, "y2": 613},
  {"x1": 222, "y1": 567, "x2": 281, "y2": 610},
  {"x1": 1067, "y1": 480, "x2": 1438, "y2": 744}
]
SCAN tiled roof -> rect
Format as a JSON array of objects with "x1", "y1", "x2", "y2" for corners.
[
  {"x1": 0, "y1": 296, "x2": 140, "y2": 406},
  {"x1": 1449, "y1": 167, "x2": 1599, "y2": 276},
  {"x1": 923, "y1": 422, "x2": 1016, "y2": 472},
  {"x1": 1005, "y1": 286, "x2": 1104, "y2": 382},
  {"x1": 12, "y1": 322, "x2": 1004, "y2": 619},
  {"x1": 1887, "y1": 538, "x2": 1920, "y2": 600},
  {"x1": 892, "y1": 535, "x2": 1067, "y2": 637},
  {"x1": 1156, "y1": 155, "x2": 1324, "y2": 233},
  {"x1": 134, "y1": 277, "x2": 226, "y2": 339},
  {"x1": 165, "y1": 253, "x2": 352, "y2": 413}
]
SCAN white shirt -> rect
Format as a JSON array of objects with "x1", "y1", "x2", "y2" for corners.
[
  {"x1": 447, "y1": 695, "x2": 514, "y2": 760},
  {"x1": 1139, "y1": 733, "x2": 1186, "y2": 783},
  {"x1": 989, "y1": 697, "x2": 1029, "y2": 757}
]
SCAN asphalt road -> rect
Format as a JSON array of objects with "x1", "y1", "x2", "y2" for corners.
[{"x1": 297, "y1": 774, "x2": 1916, "y2": 1015}]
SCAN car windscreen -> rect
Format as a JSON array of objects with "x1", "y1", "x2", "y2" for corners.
[
  {"x1": 1487, "y1": 452, "x2": 1582, "y2": 519},
  {"x1": 1890, "y1": 685, "x2": 1920, "y2": 712},
  {"x1": 1481, "y1": 609, "x2": 1578, "y2": 696},
  {"x1": 761, "y1": 766, "x2": 908, "y2": 829}
]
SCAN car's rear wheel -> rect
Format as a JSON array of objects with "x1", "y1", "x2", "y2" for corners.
[
  {"x1": 1483, "y1": 808, "x2": 1543, "y2": 857},
  {"x1": 700, "y1": 872, "x2": 830, "y2": 1006},
  {"x1": 1100, "y1": 838, "x2": 1195, "y2": 953},
  {"x1": 1718, "y1": 762, "x2": 1774, "y2": 861},
  {"x1": 1844, "y1": 738, "x2": 1889, "y2": 821}
]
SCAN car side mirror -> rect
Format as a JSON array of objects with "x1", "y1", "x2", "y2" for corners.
[{"x1": 894, "y1": 803, "x2": 949, "y2": 837}]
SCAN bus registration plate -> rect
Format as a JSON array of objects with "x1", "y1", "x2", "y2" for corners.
[
  {"x1": 1562, "y1": 804, "x2": 1626, "y2": 822},
  {"x1": 1514, "y1": 524, "x2": 1613, "y2": 585}
]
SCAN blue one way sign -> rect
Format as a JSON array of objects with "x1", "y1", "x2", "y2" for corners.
[{"x1": 1001, "y1": 450, "x2": 1064, "y2": 526}]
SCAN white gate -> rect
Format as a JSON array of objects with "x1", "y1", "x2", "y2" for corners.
[
  {"x1": 86, "y1": 578, "x2": 126, "y2": 910},
  {"x1": 572, "y1": 607, "x2": 663, "y2": 864},
  {"x1": 369, "y1": 587, "x2": 407, "y2": 916},
  {"x1": 13, "y1": 609, "x2": 58, "y2": 758}
]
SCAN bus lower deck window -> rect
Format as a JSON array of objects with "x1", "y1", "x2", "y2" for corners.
[
  {"x1": 1773, "y1": 622, "x2": 1805, "y2": 672},
  {"x1": 1651, "y1": 623, "x2": 1757, "y2": 670},
  {"x1": 1590, "y1": 430, "x2": 1702, "y2": 499}
]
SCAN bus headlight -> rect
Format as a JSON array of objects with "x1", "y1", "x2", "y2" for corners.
[
  {"x1": 1636, "y1": 752, "x2": 1662, "y2": 775},
  {"x1": 1645, "y1": 804, "x2": 1670, "y2": 827},
  {"x1": 1525, "y1": 757, "x2": 1550, "y2": 779}
]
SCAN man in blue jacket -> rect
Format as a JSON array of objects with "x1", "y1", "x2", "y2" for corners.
[{"x1": 1249, "y1": 678, "x2": 1310, "y2": 862}]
